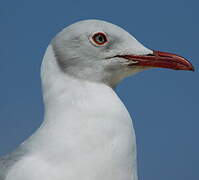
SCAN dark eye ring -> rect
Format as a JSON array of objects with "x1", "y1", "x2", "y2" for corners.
[{"x1": 91, "y1": 32, "x2": 108, "y2": 46}]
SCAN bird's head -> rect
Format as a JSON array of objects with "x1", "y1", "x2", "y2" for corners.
[{"x1": 50, "y1": 19, "x2": 194, "y2": 87}]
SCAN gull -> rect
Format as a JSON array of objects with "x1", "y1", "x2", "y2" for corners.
[{"x1": 0, "y1": 19, "x2": 194, "y2": 180}]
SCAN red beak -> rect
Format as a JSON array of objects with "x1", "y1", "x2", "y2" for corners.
[{"x1": 116, "y1": 50, "x2": 194, "y2": 71}]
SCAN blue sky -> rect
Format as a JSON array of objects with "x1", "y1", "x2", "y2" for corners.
[{"x1": 0, "y1": 0, "x2": 198, "y2": 179}]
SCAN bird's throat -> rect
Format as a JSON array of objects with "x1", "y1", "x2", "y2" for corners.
[{"x1": 34, "y1": 45, "x2": 138, "y2": 180}]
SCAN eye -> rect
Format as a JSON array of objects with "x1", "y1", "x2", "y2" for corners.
[{"x1": 91, "y1": 32, "x2": 108, "y2": 46}]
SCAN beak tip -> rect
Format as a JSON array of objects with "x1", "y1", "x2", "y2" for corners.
[
  {"x1": 153, "y1": 50, "x2": 195, "y2": 72},
  {"x1": 190, "y1": 67, "x2": 195, "y2": 72},
  {"x1": 186, "y1": 62, "x2": 195, "y2": 72},
  {"x1": 178, "y1": 64, "x2": 194, "y2": 72}
]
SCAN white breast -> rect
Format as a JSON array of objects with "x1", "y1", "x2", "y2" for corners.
[{"x1": 6, "y1": 82, "x2": 137, "y2": 180}]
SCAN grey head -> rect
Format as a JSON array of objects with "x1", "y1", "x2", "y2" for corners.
[{"x1": 51, "y1": 19, "x2": 152, "y2": 87}]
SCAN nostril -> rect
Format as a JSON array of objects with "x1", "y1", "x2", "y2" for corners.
[{"x1": 146, "y1": 54, "x2": 155, "y2": 56}]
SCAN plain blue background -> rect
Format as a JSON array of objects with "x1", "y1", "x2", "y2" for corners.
[{"x1": 0, "y1": 0, "x2": 198, "y2": 179}]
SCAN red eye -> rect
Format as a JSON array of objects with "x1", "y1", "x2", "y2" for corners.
[{"x1": 92, "y1": 32, "x2": 108, "y2": 45}]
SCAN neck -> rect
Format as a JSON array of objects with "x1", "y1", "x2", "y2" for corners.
[{"x1": 31, "y1": 45, "x2": 138, "y2": 180}]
